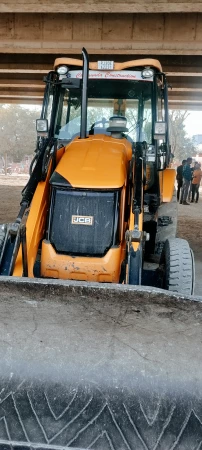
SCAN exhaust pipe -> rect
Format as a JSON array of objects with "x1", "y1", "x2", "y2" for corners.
[{"x1": 80, "y1": 47, "x2": 89, "y2": 139}]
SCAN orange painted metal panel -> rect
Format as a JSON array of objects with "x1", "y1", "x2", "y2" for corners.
[
  {"x1": 162, "y1": 168, "x2": 176, "y2": 202},
  {"x1": 13, "y1": 164, "x2": 52, "y2": 277},
  {"x1": 55, "y1": 135, "x2": 132, "y2": 189},
  {"x1": 54, "y1": 57, "x2": 162, "y2": 72},
  {"x1": 41, "y1": 241, "x2": 123, "y2": 283}
]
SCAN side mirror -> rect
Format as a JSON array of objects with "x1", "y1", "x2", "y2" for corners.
[
  {"x1": 36, "y1": 119, "x2": 48, "y2": 137},
  {"x1": 154, "y1": 121, "x2": 166, "y2": 140}
]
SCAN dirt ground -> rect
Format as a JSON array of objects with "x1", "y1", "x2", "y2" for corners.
[
  {"x1": 177, "y1": 194, "x2": 202, "y2": 296},
  {"x1": 0, "y1": 175, "x2": 29, "y2": 223},
  {"x1": 0, "y1": 175, "x2": 201, "y2": 295}
]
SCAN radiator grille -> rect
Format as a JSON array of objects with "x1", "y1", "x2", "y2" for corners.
[{"x1": 49, "y1": 189, "x2": 117, "y2": 256}]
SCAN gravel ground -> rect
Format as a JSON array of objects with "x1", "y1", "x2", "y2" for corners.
[{"x1": 0, "y1": 175, "x2": 201, "y2": 295}]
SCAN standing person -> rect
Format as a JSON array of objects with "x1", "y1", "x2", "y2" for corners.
[
  {"x1": 176, "y1": 159, "x2": 186, "y2": 202},
  {"x1": 180, "y1": 157, "x2": 192, "y2": 205},
  {"x1": 191, "y1": 162, "x2": 202, "y2": 203},
  {"x1": 188, "y1": 161, "x2": 197, "y2": 201}
]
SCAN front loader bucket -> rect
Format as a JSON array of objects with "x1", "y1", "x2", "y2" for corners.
[{"x1": 0, "y1": 277, "x2": 202, "y2": 450}]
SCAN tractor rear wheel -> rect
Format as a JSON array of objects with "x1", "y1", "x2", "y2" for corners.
[{"x1": 160, "y1": 237, "x2": 195, "y2": 295}]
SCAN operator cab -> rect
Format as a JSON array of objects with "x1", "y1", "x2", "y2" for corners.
[
  {"x1": 52, "y1": 75, "x2": 153, "y2": 145},
  {"x1": 36, "y1": 57, "x2": 170, "y2": 176}
]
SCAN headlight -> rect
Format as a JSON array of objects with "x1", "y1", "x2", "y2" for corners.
[
  {"x1": 154, "y1": 121, "x2": 166, "y2": 140},
  {"x1": 57, "y1": 65, "x2": 68, "y2": 75},
  {"x1": 36, "y1": 119, "x2": 48, "y2": 136},
  {"x1": 36, "y1": 119, "x2": 48, "y2": 132},
  {"x1": 141, "y1": 67, "x2": 154, "y2": 78},
  {"x1": 154, "y1": 122, "x2": 166, "y2": 135}
]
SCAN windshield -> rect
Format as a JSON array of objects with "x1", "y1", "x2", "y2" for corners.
[{"x1": 54, "y1": 79, "x2": 152, "y2": 143}]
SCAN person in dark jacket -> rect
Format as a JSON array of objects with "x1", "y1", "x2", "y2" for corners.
[
  {"x1": 176, "y1": 159, "x2": 186, "y2": 201},
  {"x1": 180, "y1": 157, "x2": 193, "y2": 205}
]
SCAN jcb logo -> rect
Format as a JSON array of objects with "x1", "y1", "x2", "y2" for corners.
[{"x1": 71, "y1": 215, "x2": 94, "y2": 226}]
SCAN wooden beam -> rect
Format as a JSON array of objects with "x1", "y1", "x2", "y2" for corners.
[
  {"x1": 170, "y1": 88, "x2": 202, "y2": 93},
  {"x1": 1, "y1": 43, "x2": 202, "y2": 56},
  {"x1": 0, "y1": 12, "x2": 202, "y2": 56},
  {"x1": 0, "y1": 93, "x2": 43, "y2": 98},
  {"x1": 169, "y1": 104, "x2": 202, "y2": 111},
  {"x1": 0, "y1": 69, "x2": 48, "y2": 74},
  {"x1": 167, "y1": 72, "x2": 202, "y2": 77},
  {"x1": 1, "y1": 1, "x2": 202, "y2": 13},
  {"x1": 0, "y1": 98, "x2": 42, "y2": 104},
  {"x1": 169, "y1": 100, "x2": 202, "y2": 105},
  {"x1": 0, "y1": 83, "x2": 44, "y2": 88},
  {"x1": 168, "y1": 83, "x2": 202, "y2": 91}
]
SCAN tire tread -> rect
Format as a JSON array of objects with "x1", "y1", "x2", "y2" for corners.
[{"x1": 161, "y1": 237, "x2": 194, "y2": 295}]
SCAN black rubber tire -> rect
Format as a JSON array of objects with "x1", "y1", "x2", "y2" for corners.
[
  {"x1": 0, "y1": 224, "x2": 7, "y2": 254},
  {"x1": 155, "y1": 191, "x2": 177, "y2": 255},
  {"x1": 160, "y1": 237, "x2": 195, "y2": 295}
]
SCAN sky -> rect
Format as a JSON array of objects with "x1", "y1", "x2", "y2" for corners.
[{"x1": 184, "y1": 111, "x2": 202, "y2": 138}]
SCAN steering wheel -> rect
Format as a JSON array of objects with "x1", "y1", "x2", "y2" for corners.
[{"x1": 89, "y1": 118, "x2": 108, "y2": 134}]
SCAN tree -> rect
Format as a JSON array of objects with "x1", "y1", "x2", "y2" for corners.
[
  {"x1": 169, "y1": 110, "x2": 196, "y2": 161},
  {"x1": 0, "y1": 104, "x2": 40, "y2": 168}
]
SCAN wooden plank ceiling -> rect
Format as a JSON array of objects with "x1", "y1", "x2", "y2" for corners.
[
  {"x1": 1, "y1": 0, "x2": 202, "y2": 13},
  {"x1": 0, "y1": 9, "x2": 201, "y2": 109}
]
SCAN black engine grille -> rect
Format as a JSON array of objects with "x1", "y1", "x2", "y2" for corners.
[{"x1": 49, "y1": 189, "x2": 119, "y2": 256}]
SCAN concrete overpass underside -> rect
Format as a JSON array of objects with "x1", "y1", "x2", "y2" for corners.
[{"x1": 0, "y1": 2, "x2": 202, "y2": 109}]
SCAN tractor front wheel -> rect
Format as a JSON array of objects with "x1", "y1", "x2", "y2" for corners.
[{"x1": 160, "y1": 238, "x2": 195, "y2": 295}]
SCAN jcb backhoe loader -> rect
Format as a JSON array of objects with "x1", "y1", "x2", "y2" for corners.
[{"x1": 0, "y1": 49, "x2": 200, "y2": 450}]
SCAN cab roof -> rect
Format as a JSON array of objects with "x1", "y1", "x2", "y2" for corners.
[{"x1": 54, "y1": 57, "x2": 162, "y2": 72}]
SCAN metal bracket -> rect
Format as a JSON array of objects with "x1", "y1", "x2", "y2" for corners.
[
  {"x1": 158, "y1": 216, "x2": 173, "y2": 227},
  {"x1": 9, "y1": 222, "x2": 20, "y2": 237},
  {"x1": 125, "y1": 230, "x2": 150, "y2": 244}
]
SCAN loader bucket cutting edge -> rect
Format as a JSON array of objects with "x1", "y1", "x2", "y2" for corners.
[{"x1": 0, "y1": 276, "x2": 202, "y2": 450}]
